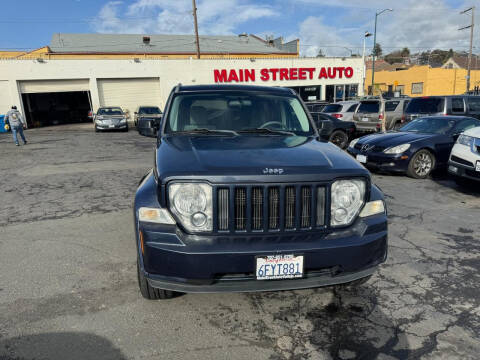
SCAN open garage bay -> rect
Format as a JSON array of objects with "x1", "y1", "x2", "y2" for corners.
[{"x1": 0, "y1": 124, "x2": 479, "y2": 359}]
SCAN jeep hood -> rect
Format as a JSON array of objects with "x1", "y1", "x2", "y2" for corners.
[{"x1": 156, "y1": 135, "x2": 367, "y2": 182}]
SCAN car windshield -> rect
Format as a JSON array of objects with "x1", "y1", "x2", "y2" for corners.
[
  {"x1": 406, "y1": 98, "x2": 444, "y2": 114},
  {"x1": 139, "y1": 107, "x2": 161, "y2": 114},
  {"x1": 98, "y1": 108, "x2": 122, "y2": 115},
  {"x1": 357, "y1": 102, "x2": 379, "y2": 113},
  {"x1": 399, "y1": 117, "x2": 456, "y2": 134},
  {"x1": 322, "y1": 104, "x2": 342, "y2": 113},
  {"x1": 165, "y1": 92, "x2": 314, "y2": 136}
]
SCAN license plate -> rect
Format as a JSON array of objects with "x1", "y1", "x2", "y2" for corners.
[
  {"x1": 356, "y1": 154, "x2": 367, "y2": 163},
  {"x1": 256, "y1": 254, "x2": 303, "y2": 280},
  {"x1": 476, "y1": 161, "x2": 480, "y2": 172},
  {"x1": 362, "y1": 117, "x2": 369, "y2": 122},
  {"x1": 109, "y1": 124, "x2": 115, "y2": 128}
]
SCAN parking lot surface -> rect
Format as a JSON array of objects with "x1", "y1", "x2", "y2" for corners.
[{"x1": 0, "y1": 124, "x2": 479, "y2": 360}]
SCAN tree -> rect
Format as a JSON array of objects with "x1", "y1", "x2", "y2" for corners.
[
  {"x1": 372, "y1": 43, "x2": 382, "y2": 58},
  {"x1": 316, "y1": 49, "x2": 325, "y2": 58},
  {"x1": 384, "y1": 47, "x2": 411, "y2": 64}
]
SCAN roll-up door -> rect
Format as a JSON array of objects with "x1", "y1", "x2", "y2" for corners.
[
  {"x1": 19, "y1": 79, "x2": 90, "y2": 94},
  {"x1": 0, "y1": 81, "x2": 12, "y2": 114},
  {"x1": 97, "y1": 78, "x2": 161, "y2": 115}
]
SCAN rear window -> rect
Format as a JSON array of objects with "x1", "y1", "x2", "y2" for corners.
[
  {"x1": 322, "y1": 104, "x2": 342, "y2": 113},
  {"x1": 346, "y1": 104, "x2": 358, "y2": 112},
  {"x1": 406, "y1": 98, "x2": 445, "y2": 114},
  {"x1": 467, "y1": 97, "x2": 480, "y2": 112},
  {"x1": 357, "y1": 102, "x2": 379, "y2": 113},
  {"x1": 385, "y1": 101, "x2": 399, "y2": 112}
]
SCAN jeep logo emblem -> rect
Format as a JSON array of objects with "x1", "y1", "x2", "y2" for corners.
[{"x1": 263, "y1": 168, "x2": 284, "y2": 174}]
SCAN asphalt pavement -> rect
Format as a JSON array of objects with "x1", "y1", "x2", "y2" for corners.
[{"x1": 0, "y1": 124, "x2": 479, "y2": 360}]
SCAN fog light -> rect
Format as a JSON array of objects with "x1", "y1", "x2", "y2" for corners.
[
  {"x1": 191, "y1": 212, "x2": 207, "y2": 227},
  {"x1": 449, "y1": 165, "x2": 458, "y2": 173}
]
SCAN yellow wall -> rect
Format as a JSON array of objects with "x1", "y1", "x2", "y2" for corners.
[
  {"x1": 365, "y1": 65, "x2": 480, "y2": 96},
  {"x1": 0, "y1": 51, "x2": 26, "y2": 58}
]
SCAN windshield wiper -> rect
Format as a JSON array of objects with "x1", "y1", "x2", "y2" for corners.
[
  {"x1": 174, "y1": 128, "x2": 239, "y2": 136},
  {"x1": 238, "y1": 128, "x2": 296, "y2": 136}
]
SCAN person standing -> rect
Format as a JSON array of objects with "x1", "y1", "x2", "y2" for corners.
[{"x1": 5, "y1": 106, "x2": 27, "y2": 146}]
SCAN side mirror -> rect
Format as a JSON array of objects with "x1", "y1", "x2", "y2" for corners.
[{"x1": 318, "y1": 120, "x2": 334, "y2": 141}]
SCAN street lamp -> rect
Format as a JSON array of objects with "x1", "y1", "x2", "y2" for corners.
[
  {"x1": 371, "y1": 8, "x2": 393, "y2": 95},
  {"x1": 362, "y1": 31, "x2": 372, "y2": 96}
]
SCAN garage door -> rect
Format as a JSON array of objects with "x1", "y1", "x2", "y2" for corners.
[
  {"x1": 97, "y1": 78, "x2": 161, "y2": 115},
  {"x1": 19, "y1": 79, "x2": 90, "y2": 93},
  {"x1": 0, "y1": 81, "x2": 12, "y2": 115}
]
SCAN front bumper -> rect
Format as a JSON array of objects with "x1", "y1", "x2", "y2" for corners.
[
  {"x1": 96, "y1": 122, "x2": 127, "y2": 130},
  {"x1": 347, "y1": 147, "x2": 409, "y2": 173},
  {"x1": 138, "y1": 214, "x2": 387, "y2": 293},
  {"x1": 448, "y1": 161, "x2": 480, "y2": 182}
]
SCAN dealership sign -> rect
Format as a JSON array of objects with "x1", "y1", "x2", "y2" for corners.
[{"x1": 213, "y1": 67, "x2": 354, "y2": 83}]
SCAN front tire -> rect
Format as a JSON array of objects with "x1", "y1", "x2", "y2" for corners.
[
  {"x1": 137, "y1": 258, "x2": 175, "y2": 300},
  {"x1": 329, "y1": 130, "x2": 349, "y2": 149},
  {"x1": 407, "y1": 149, "x2": 435, "y2": 179},
  {"x1": 94, "y1": 125, "x2": 99, "y2": 133}
]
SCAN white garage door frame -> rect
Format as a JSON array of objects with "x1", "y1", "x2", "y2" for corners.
[
  {"x1": 97, "y1": 77, "x2": 161, "y2": 120},
  {"x1": 19, "y1": 79, "x2": 90, "y2": 94},
  {"x1": 0, "y1": 80, "x2": 12, "y2": 115}
]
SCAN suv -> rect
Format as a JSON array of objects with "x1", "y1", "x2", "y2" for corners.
[
  {"x1": 134, "y1": 84, "x2": 387, "y2": 299},
  {"x1": 404, "y1": 96, "x2": 480, "y2": 123},
  {"x1": 448, "y1": 126, "x2": 480, "y2": 184},
  {"x1": 134, "y1": 106, "x2": 163, "y2": 136},
  {"x1": 305, "y1": 101, "x2": 329, "y2": 113},
  {"x1": 322, "y1": 101, "x2": 359, "y2": 121},
  {"x1": 353, "y1": 98, "x2": 410, "y2": 132}
]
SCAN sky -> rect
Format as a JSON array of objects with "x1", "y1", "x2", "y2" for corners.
[{"x1": 1, "y1": 0, "x2": 478, "y2": 57}]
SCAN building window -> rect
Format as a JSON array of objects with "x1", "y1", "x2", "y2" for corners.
[
  {"x1": 326, "y1": 84, "x2": 358, "y2": 102},
  {"x1": 411, "y1": 82, "x2": 423, "y2": 94},
  {"x1": 396, "y1": 85, "x2": 405, "y2": 94}
]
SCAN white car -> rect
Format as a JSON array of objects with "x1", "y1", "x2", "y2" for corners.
[
  {"x1": 448, "y1": 126, "x2": 480, "y2": 183},
  {"x1": 322, "y1": 101, "x2": 359, "y2": 122}
]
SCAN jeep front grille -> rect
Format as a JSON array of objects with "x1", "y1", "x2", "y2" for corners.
[{"x1": 215, "y1": 183, "x2": 326, "y2": 233}]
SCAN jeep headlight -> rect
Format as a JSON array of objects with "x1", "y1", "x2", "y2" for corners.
[
  {"x1": 331, "y1": 179, "x2": 366, "y2": 226},
  {"x1": 457, "y1": 134, "x2": 473, "y2": 146},
  {"x1": 384, "y1": 143, "x2": 410, "y2": 154},
  {"x1": 169, "y1": 183, "x2": 212, "y2": 232}
]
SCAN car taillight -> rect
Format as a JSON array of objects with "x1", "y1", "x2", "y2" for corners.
[
  {"x1": 401, "y1": 115, "x2": 405, "y2": 123},
  {"x1": 333, "y1": 113, "x2": 343, "y2": 118},
  {"x1": 378, "y1": 113, "x2": 384, "y2": 120},
  {"x1": 376, "y1": 123, "x2": 381, "y2": 128}
]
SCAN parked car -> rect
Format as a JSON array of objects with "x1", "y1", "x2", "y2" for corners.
[
  {"x1": 322, "y1": 101, "x2": 359, "y2": 121},
  {"x1": 134, "y1": 106, "x2": 162, "y2": 136},
  {"x1": 353, "y1": 98, "x2": 410, "y2": 133},
  {"x1": 347, "y1": 116, "x2": 480, "y2": 178},
  {"x1": 134, "y1": 106, "x2": 162, "y2": 127},
  {"x1": 93, "y1": 107, "x2": 128, "y2": 132},
  {"x1": 404, "y1": 96, "x2": 480, "y2": 123},
  {"x1": 448, "y1": 126, "x2": 480, "y2": 184},
  {"x1": 305, "y1": 101, "x2": 329, "y2": 113},
  {"x1": 310, "y1": 112, "x2": 356, "y2": 149},
  {"x1": 133, "y1": 84, "x2": 388, "y2": 299}
]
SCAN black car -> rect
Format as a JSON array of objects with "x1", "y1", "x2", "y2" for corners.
[
  {"x1": 310, "y1": 112, "x2": 356, "y2": 149},
  {"x1": 133, "y1": 84, "x2": 387, "y2": 299},
  {"x1": 134, "y1": 106, "x2": 162, "y2": 136},
  {"x1": 305, "y1": 101, "x2": 329, "y2": 113},
  {"x1": 347, "y1": 116, "x2": 480, "y2": 178}
]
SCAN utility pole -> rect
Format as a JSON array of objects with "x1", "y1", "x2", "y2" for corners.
[
  {"x1": 192, "y1": 0, "x2": 201, "y2": 59},
  {"x1": 371, "y1": 9, "x2": 392, "y2": 95},
  {"x1": 459, "y1": 6, "x2": 475, "y2": 92}
]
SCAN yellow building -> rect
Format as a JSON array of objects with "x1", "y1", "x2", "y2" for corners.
[
  {"x1": 0, "y1": 33, "x2": 299, "y2": 60},
  {"x1": 365, "y1": 65, "x2": 480, "y2": 97}
]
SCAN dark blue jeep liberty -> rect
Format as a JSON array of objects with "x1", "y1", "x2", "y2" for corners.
[{"x1": 134, "y1": 84, "x2": 387, "y2": 299}]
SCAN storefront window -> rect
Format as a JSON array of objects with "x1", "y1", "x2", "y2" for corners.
[{"x1": 326, "y1": 84, "x2": 359, "y2": 102}]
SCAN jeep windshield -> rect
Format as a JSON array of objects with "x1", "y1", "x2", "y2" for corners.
[{"x1": 164, "y1": 92, "x2": 314, "y2": 136}]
